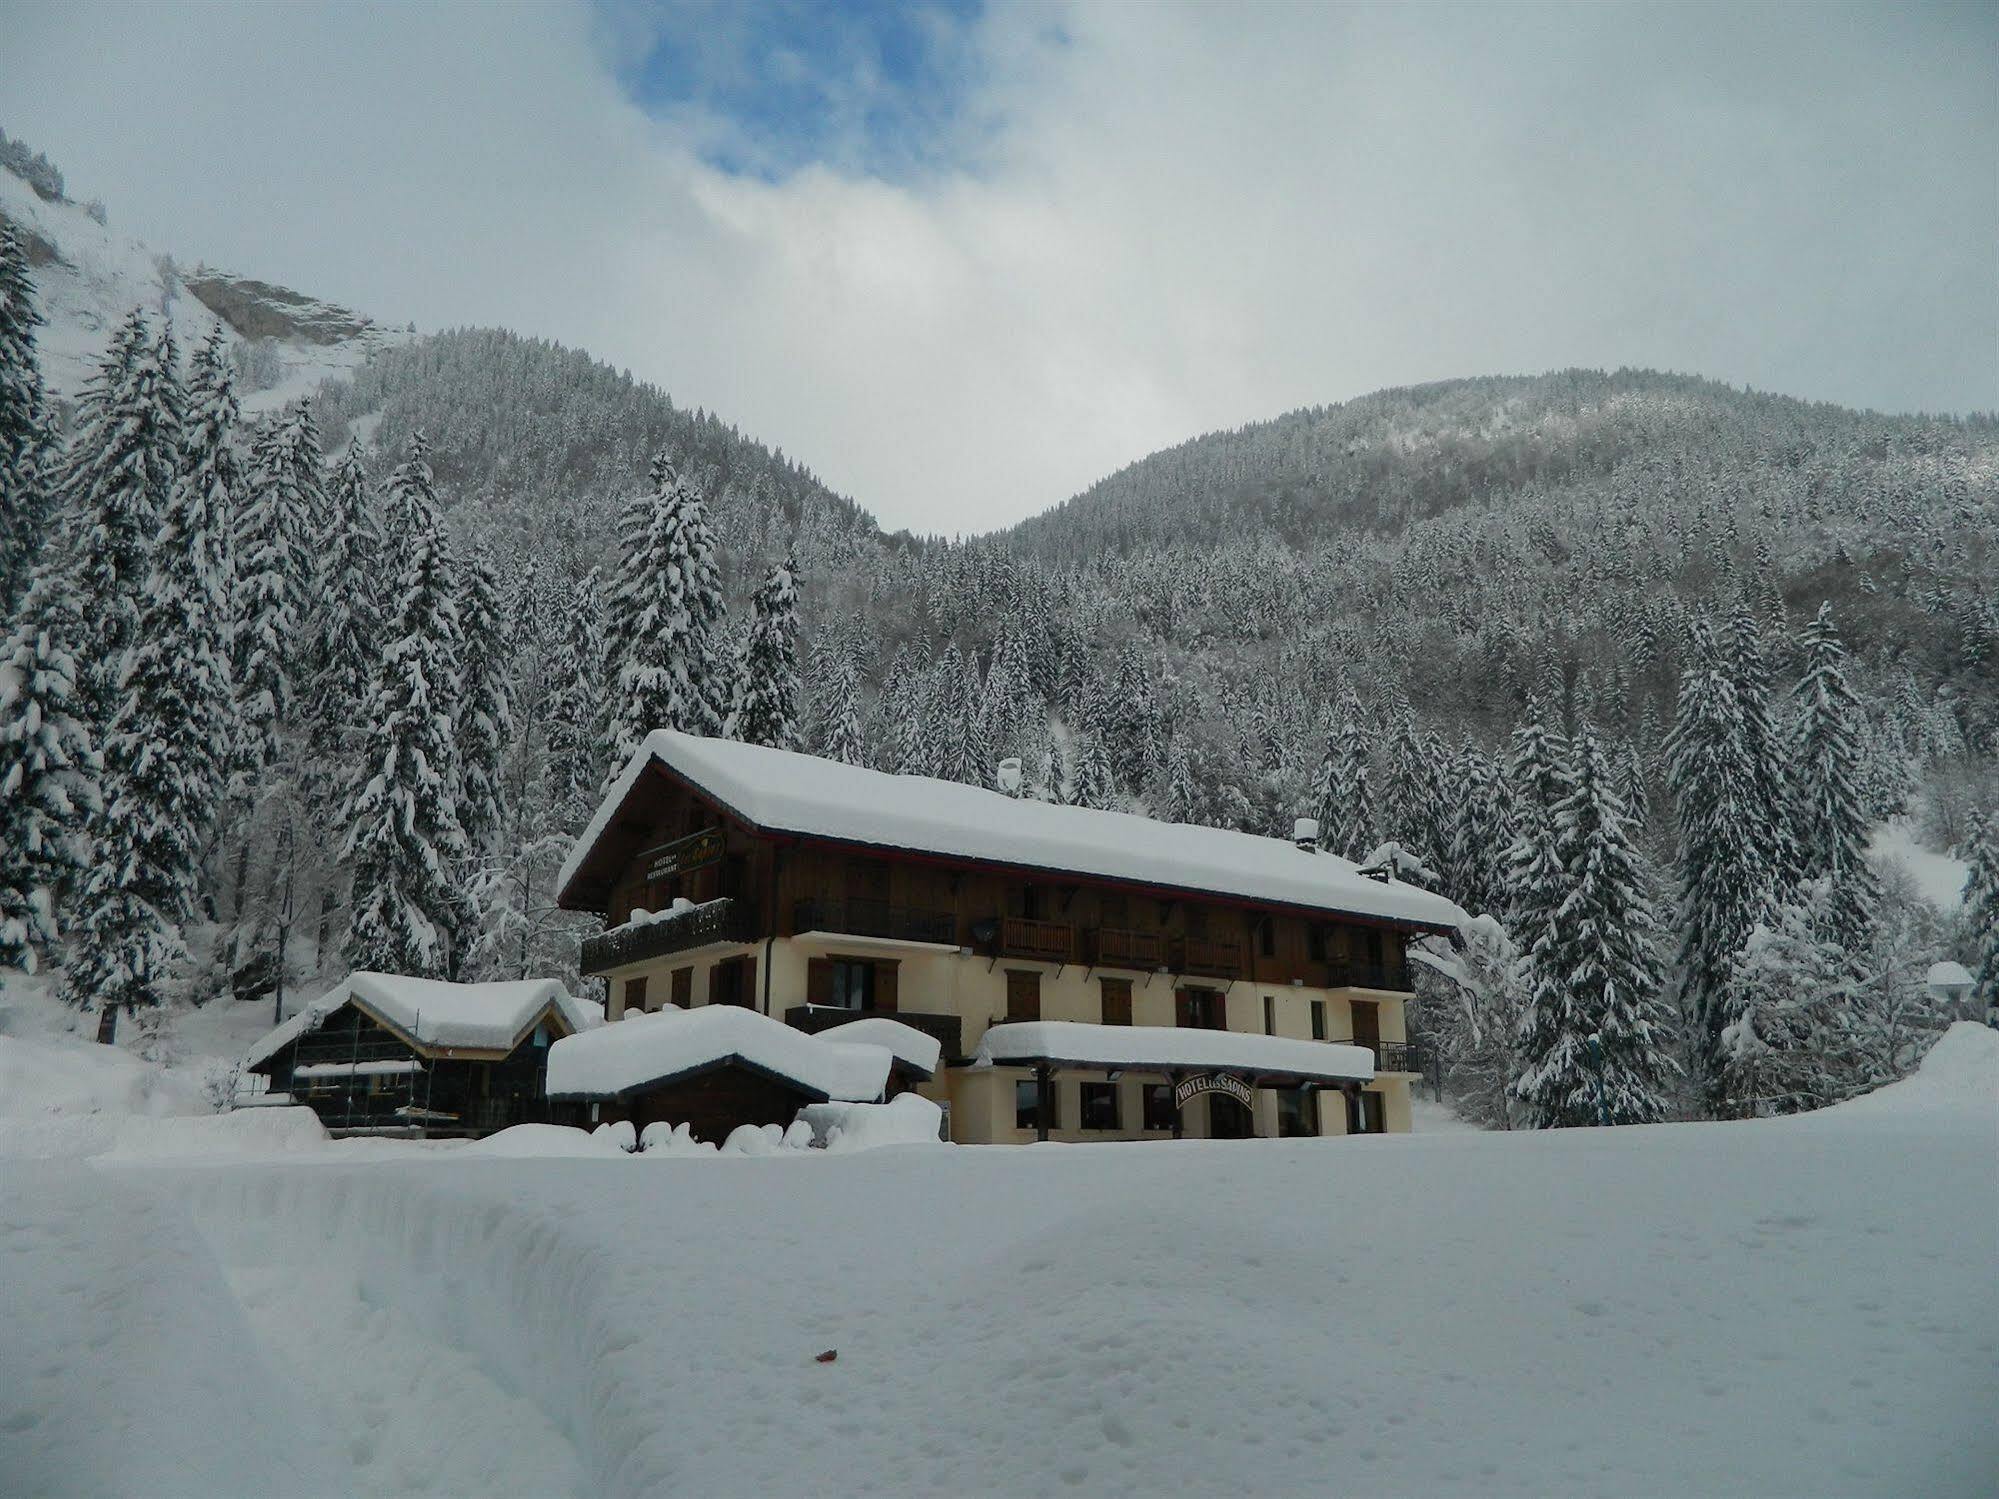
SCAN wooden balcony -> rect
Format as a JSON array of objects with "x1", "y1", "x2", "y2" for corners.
[
  {"x1": 1329, "y1": 957, "x2": 1415, "y2": 993},
  {"x1": 998, "y1": 916, "x2": 1075, "y2": 964},
  {"x1": 580, "y1": 898, "x2": 758, "y2": 975},
  {"x1": 1088, "y1": 926, "x2": 1164, "y2": 971},
  {"x1": 1172, "y1": 934, "x2": 1244, "y2": 980},
  {"x1": 793, "y1": 896, "x2": 957, "y2": 947},
  {"x1": 784, "y1": 1005, "x2": 963, "y2": 1063}
]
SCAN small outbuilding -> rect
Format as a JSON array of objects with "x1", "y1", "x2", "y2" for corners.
[
  {"x1": 546, "y1": 1004, "x2": 895, "y2": 1144},
  {"x1": 243, "y1": 972, "x2": 602, "y2": 1138}
]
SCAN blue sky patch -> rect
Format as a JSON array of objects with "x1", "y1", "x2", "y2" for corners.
[{"x1": 601, "y1": 0, "x2": 989, "y2": 181}]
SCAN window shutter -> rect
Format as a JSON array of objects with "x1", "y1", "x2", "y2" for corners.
[
  {"x1": 808, "y1": 957, "x2": 833, "y2": 1007},
  {"x1": 624, "y1": 975, "x2": 648, "y2": 1015},
  {"x1": 876, "y1": 960, "x2": 899, "y2": 1013},
  {"x1": 672, "y1": 967, "x2": 691, "y2": 1008},
  {"x1": 742, "y1": 954, "x2": 757, "y2": 1010},
  {"x1": 1175, "y1": 987, "x2": 1193, "y2": 1028}
]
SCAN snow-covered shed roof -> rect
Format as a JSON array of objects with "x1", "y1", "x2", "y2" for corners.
[
  {"x1": 809, "y1": 1016, "x2": 944, "y2": 1079},
  {"x1": 973, "y1": 1021, "x2": 1376, "y2": 1086},
  {"x1": 559, "y1": 731, "x2": 1466, "y2": 933},
  {"x1": 245, "y1": 973, "x2": 602, "y2": 1070},
  {"x1": 546, "y1": 1005, "x2": 894, "y2": 1103}
]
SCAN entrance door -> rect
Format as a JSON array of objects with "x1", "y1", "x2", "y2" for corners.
[
  {"x1": 1356, "y1": 1090, "x2": 1386, "y2": 1135},
  {"x1": 1208, "y1": 1091, "x2": 1254, "y2": 1139},
  {"x1": 1350, "y1": 1000, "x2": 1380, "y2": 1063}
]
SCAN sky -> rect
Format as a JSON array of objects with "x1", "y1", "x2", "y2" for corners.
[{"x1": 1, "y1": 0, "x2": 1993, "y2": 534}]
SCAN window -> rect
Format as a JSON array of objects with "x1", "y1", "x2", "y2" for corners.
[
  {"x1": 671, "y1": 967, "x2": 692, "y2": 1008},
  {"x1": 1310, "y1": 1000, "x2": 1327, "y2": 1042},
  {"x1": 1278, "y1": 1087, "x2": 1315, "y2": 1138},
  {"x1": 1099, "y1": 977, "x2": 1132, "y2": 1026},
  {"x1": 1015, "y1": 1078, "x2": 1054, "y2": 1131},
  {"x1": 1080, "y1": 1082, "x2": 1121, "y2": 1131},
  {"x1": 1263, "y1": 994, "x2": 1276, "y2": 1036},
  {"x1": 1356, "y1": 1090, "x2": 1386, "y2": 1135},
  {"x1": 622, "y1": 975, "x2": 648, "y2": 1015},
  {"x1": 710, "y1": 956, "x2": 752, "y2": 1008},
  {"x1": 1176, "y1": 987, "x2": 1224, "y2": 1030},
  {"x1": 1308, "y1": 924, "x2": 1327, "y2": 963},
  {"x1": 1364, "y1": 928, "x2": 1384, "y2": 966},
  {"x1": 830, "y1": 959, "x2": 875, "y2": 1010},
  {"x1": 1006, "y1": 970, "x2": 1042, "y2": 1022},
  {"x1": 1258, "y1": 919, "x2": 1275, "y2": 958},
  {"x1": 1142, "y1": 1083, "x2": 1175, "y2": 1132}
]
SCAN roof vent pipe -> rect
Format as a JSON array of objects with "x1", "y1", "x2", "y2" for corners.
[
  {"x1": 995, "y1": 757, "x2": 1023, "y2": 795},
  {"x1": 1293, "y1": 817, "x2": 1320, "y2": 850}
]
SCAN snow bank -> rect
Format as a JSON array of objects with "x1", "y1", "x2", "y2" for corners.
[
  {"x1": 0, "y1": 1030, "x2": 205, "y2": 1120},
  {"x1": 1805, "y1": 1022, "x2": 1999, "y2": 1124},
  {"x1": 101, "y1": 1106, "x2": 328, "y2": 1161},
  {"x1": 462, "y1": 1124, "x2": 633, "y2": 1159},
  {"x1": 563, "y1": 730, "x2": 1465, "y2": 932},
  {"x1": 546, "y1": 1004, "x2": 892, "y2": 1102},
  {"x1": 973, "y1": 1019, "x2": 1376, "y2": 1083},
  {"x1": 803, "y1": 1092, "x2": 948, "y2": 1152}
]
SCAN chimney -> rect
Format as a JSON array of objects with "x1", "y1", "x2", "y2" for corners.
[
  {"x1": 1292, "y1": 816, "x2": 1319, "y2": 850},
  {"x1": 995, "y1": 757, "x2": 1024, "y2": 795}
]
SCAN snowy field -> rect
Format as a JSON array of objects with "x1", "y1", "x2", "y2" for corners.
[{"x1": 3, "y1": 1024, "x2": 1994, "y2": 1499}]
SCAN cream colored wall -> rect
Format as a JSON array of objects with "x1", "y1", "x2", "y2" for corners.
[{"x1": 597, "y1": 936, "x2": 1418, "y2": 1143}]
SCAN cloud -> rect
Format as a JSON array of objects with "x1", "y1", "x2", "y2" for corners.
[{"x1": 2, "y1": 1, "x2": 1992, "y2": 534}]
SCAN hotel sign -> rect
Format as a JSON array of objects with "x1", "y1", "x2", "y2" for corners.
[
  {"x1": 1174, "y1": 1073, "x2": 1254, "y2": 1110},
  {"x1": 640, "y1": 827, "x2": 725, "y2": 884}
]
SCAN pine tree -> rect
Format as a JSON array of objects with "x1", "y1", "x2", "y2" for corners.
[
  {"x1": 456, "y1": 544, "x2": 514, "y2": 851},
  {"x1": 1964, "y1": 809, "x2": 1999, "y2": 1023},
  {"x1": 1502, "y1": 703, "x2": 1573, "y2": 964},
  {"x1": 1069, "y1": 730, "x2": 1117, "y2": 810},
  {"x1": 1313, "y1": 693, "x2": 1376, "y2": 860},
  {"x1": 818, "y1": 653, "x2": 865, "y2": 766},
  {"x1": 61, "y1": 310, "x2": 179, "y2": 725},
  {"x1": 342, "y1": 435, "x2": 470, "y2": 979},
  {"x1": 232, "y1": 408, "x2": 319, "y2": 790},
  {"x1": 301, "y1": 440, "x2": 380, "y2": 834},
  {"x1": 1725, "y1": 596, "x2": 1800, "y2": 896},
  {"x1": 726, "y1": 552, "x2": 801, "y2": 750},
  {"x1": 604, "y1": 455, "x2": 728, "y2": 776},
  {"x1": 1164, "y1": 733, "x2": 1198, "y2": 824},
  {"x1": 545, "y1": 570, "x2": 610, "y2": 814},
  {"x1": 1667, "y1": 622, "x2": 1772, "y2": 1113},
  {"x1": 1720, "y1": 881, "x2": 1853, "y2": 1113},
  {"x1": 1513, "y1": 727, "x2": 1677, "y2": 1127},
  {"x1": 1788, "y1": 603, "x2": 1877, "y2": 947},
  {"x1": 0, "y1": 222, "x2": 54, "y2": 618},
  {"x1": 0, "y1": 570, "x2": 99, "y2": 973},
  {"x1": 60, "y1": 323, "x2": 196, "y2": 1023}
]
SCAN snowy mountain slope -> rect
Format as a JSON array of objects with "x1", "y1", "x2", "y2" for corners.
[
  {"x1": 0, "y1": 152, "x2": 405, "y2": 414},
  {"x1": 1, "y1": 1039, "x2": 1991, "y2": 1498}
]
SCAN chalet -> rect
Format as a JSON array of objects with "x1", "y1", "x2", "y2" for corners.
[
  {"x1": 244, "y1": 973, "x2": 602, "y2": 1137},
  {"x1": 555, "y1": 731, "x2": 1467, "y2": 1144}
]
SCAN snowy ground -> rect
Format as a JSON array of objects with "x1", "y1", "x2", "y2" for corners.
[{"x1": 3, "y1": 1022, "x2": 1994, "y2": 1498}]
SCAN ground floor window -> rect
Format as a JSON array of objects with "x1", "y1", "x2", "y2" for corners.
[
  {"x1": 1079, "y1": 1081, "x2": 1121, "y2": 1130},
  {"x1": 1277, "y1": 1086, "x2": 1315, "y2": 1138},
  {"x1": 830, "y1": 958, "x2": 875, "y2": 1009},
  {"x1": 1015, "y1": 1078, "x2": 1056, "y2": 1132},
  {"x1": 623, "y1": 975, "x2": 648, "y2": 1014},
  {"x1": 1356, "y1": 1089, "x2": 1386, "y2": 1135},
  {"x1": 1142, "y1": 1082, "x2": 1174, "y2": 1131},
  {"x1": 1209, "y1": 1092, "x2": 1254, "y2": 1139}
]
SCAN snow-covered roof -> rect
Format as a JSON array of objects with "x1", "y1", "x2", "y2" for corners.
[
  {"x1": 808, "y1": 1016, "x2": 944, "y2": 1078},
  {"x1": 973, "y1": 1021, "x2": 1376, "y2": 1085},
  {"x1": 245, "y1": 973, "x2": 601, "y2": 1069},
  {"x1": 546, "y1": 1005, "x2": 894, "y2": 1103},
  {"x1": 560, "y1": 731, "x2": 1465, "y2": 932}
]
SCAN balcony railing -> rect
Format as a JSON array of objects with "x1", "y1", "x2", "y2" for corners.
[
  {"x1": 1345, "y1": 1039, "x2": 1422, "y2": 1073},
  {"x1": 1172, "y1": 934, "x2": 1244, "y2": 979},
  {"x1": 999, "y1": 916, "x2": 1075, "y2": 964},
  {"x1": 793, "y1": 896, "x2": 957, "y2": 947},
  {"x1": 581, "y1": 897, "x2": 758, "y2": 975},
  {"x1": 1330, "y1": 957, "x2": 1415, "y2": 993},
  {"x1": 784, "y1": 1004, "x2": 963, "y2": 1063},
  {"x1": 1089, "y1": 926, "x2": 1164, "y2": 970}
]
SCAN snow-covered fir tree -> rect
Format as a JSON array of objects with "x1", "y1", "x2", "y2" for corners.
[
  {"x1": 1513, "y1": 726, "x2": 1676, "y2": 1127},
  {"x1": 726, "y1": 552, "x2": 801, "y2": 750},
  {"x1": 816, "y1": 652, "x2": 865, "y2": 766},
  {"x1": 1787, "y1": 603, "x2": 1877, "y2": 947},
  {"x1": 1666, "y1": 621, "x2": 1772, "y2": 1113},
  {"x1": 1502, "y1": 702, "x2": 1573, "y2": 967},
  {"x1": 1720, "y1": 880, "x2": 1854, "y2": 1113},
  {"x1": 1725, "y1": 597, "x2": 1801, "y2": 897},
  {"x1": 455, "y1": 544, "x2": 515, "y2": 853},
  {"x1": 300, "y1": 440, "x2": 380, "y2": 835},
  {"x1": 1963, "y1": 810, "x2": 1999, "y2": 1023},
  {"x1": 342, "y1": 435, "x2": 470, "y2": 979},
  {"x1": 60, "y1": 310, "x2": 179, "y2": 725},
  {"x1": 1163, "y1": 733, "x2": 1198, "y2": 824},
  {"x1": 231, "y1": 406, "x2": 321, "y2": 791},
  {"x1": 544, "y1": 569, "x2": 610, "y2": 815},
  {"x1": 604, "y1": 454, "x2": 728, "y2": 776},
  {"x1": 0, "y1": 222, "x2": 54, "y2": 618},
  {"x1": 0, "y1": 570, "x2": 99, "y2": 973},
  {"x1": 1312, "y1": 693, "x2": 1375, "y2": 860}
]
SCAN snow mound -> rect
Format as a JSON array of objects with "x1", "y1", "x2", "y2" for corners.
[
  {"x1": 547, "y1": 1004, "x2": 892, "y2": 1103},
  {"x1": 1814, "y1": 1023, "x2": 1999, "y2": 1123},
  {"x1": 802, "y1": 1093, "x2": 948, "y2": 1152},
  {"x1": 638, "y1": 1120, "x2": 718, "y2": 1156},
  {"x1": 101, "y1": 1107, "x2": 328, "y2": 1160},
  {"x1": 811, "y1": 1015, "x2": 944, "y2": 1076},
  {"x1": 462, "y1": 1124, "x2": 631, "y2": 1159}
]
